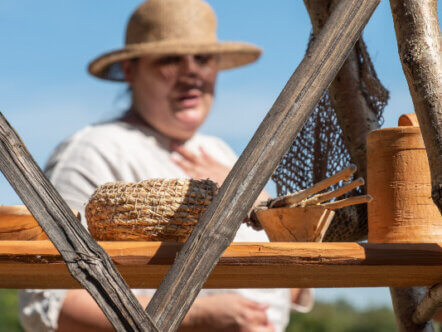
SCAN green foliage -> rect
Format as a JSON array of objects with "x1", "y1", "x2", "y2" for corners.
[
  {"x1": 0, "y1": 289, "x2": 23, "y2": 332},
  {"x1": 286, "y1": 299, "x2": 397, "y2": 332},
  {"x1": 0, "y1": 290, "x2": 440, "y2": 331},
  {"x1": 287, "y1": 299, "x2": 442, "y2": 332}
]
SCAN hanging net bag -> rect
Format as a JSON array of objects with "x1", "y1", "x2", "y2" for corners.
[{"x1": 272, "y1": 39, "x2": 389, "y2": 241}]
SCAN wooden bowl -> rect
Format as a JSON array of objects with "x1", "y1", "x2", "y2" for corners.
[
  {"x1": 256, "y1": 206, "x2": 335, "y2": 242},
  {"x1": 0, "y1": 206, "x2": 80, "y2": 240},
  {"x1": 0, "y1": 205, "x2": 48, "y2": 240}
]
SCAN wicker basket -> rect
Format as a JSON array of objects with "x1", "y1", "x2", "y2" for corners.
[{"x1": 86, "y1": 178, "x2": 218, "y2": 241}]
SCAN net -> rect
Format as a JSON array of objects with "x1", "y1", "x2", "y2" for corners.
[{"x1": 272, "y1": 38, "x2": 389, "y2": 241}]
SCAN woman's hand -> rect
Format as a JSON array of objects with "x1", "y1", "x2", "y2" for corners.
[
  {"x1": 171, "y1": 142, "x2": 271, "y2": 207},
  {"x1": 171, "y1": 143, "x2": 230, "y2": 186},
  {"x1": 181, "y1": 293, "x2": 274, "y2": 332}
]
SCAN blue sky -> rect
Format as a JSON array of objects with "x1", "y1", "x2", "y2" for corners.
[{"x1": 1, "y1": 1, "x2": 440, "y2": 309}]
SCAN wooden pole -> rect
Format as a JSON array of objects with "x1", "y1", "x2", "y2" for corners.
[
  {"x1": 145, "y1": 1, "x2": 380, "y2": 330},
  {"x1": 304, "y1": 0, "x2": 384, "y2": 189},
  {"x1": 390, "y1": 287, "x2": 434, "y2": 332},
  {"x1": 389, "y1": 0, "x2": 442, "y2": 213},
  {"x1": 388, "y1": 2, "x2": 441, "y2": 329},
  {"x1": 0, "y1": 114, "x2": 157, "y2": 331},
  {"x1": 413, "y1": 284, "x2": 442, "y2": 325}
]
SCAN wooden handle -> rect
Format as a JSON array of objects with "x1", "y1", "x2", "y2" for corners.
[
  {"x1": 271, "y1": 164, "x2": 357, "y2": 208},
  {"x1": 302, "y1": 177, "x2": 365, "y2": 206},
  {"x1": 398, "y1": 113, "x2": 419, "y2": 127},
  {"x1": 321, "y1": 194, "x2": 372, "y2": 210}
]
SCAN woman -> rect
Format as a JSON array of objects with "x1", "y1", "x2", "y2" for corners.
[{"x1": 19, "y1": 0, "x2": 312, "y2": 331}]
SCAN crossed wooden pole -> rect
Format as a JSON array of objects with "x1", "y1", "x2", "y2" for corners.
[{"x1": 0, "y1": 0, "x2": 440, "y2": 331}]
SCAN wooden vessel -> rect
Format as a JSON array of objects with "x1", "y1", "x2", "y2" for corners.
[
  {"x1": 0, "y1": 205, "x2": 47, "y2": 240},
  {"x1": 256, "y1": 206, "x2": 334, "y2": 242},
  {"x1": 367, "y1": 114, "x2": 442, "y2": 243}
]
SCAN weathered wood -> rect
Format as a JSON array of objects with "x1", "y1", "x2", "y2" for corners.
[
  {"x1": 389, "y1": 0, "x2": 442, "y2": 212},
  {"x1": 0, "y1": 114, "x2": 157, "y2": 331},
  {"x1": 390, "y1": 287, "x2": 435, "y2": 332},
  {"x1": 413, "y1": 283, "x2": 442, "y2": 325},
  {"x1": 0, "y1": 241, "x2": 440, "y2": 289},
  {"x1": 304, "y1": 0, "x2": 388, "y2": 242},
  {"x1": 146, "y1": 2, "x2": 380, "y2": 330},
  {"x1": 304, "y1": 0, "x2": 383, "y2": 187}
]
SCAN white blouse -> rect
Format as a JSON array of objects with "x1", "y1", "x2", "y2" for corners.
[{"x1": 19, "y1": 120, "x2": 311, "y2": 331}]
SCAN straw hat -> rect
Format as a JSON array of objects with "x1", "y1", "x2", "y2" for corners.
[{"x1": 88, "y1": 0, "x2": 262, "y2": 81}]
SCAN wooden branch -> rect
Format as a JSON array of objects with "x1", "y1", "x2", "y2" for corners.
[
  {"x1": 413, "y1": 283, "x2": 442, "y2": 324},
  {"x1": 270, "y1": 164, "x2": 357, "y2": 208},
  {"x1": 390, "y1": 0, "x2": 442, "y2": 212},
  {"x1": 390, "y1": 287, "x2": 434, "y2": 332},
  {"x1": 304, "y1": 0, "x2": 383, "y2": 186},
  {"x1": 0, "y1": 241, "x2": 441, "y2": 289},
  {"x1": 146, "y1": 2, "x2": 380, "y2": 329},
  {"x1": 0, "y1": 114, "x2": 157, "y2": 331}
]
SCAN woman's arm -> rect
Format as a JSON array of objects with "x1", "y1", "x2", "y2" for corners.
[{"x1": 57, "y1": 290, "x2": 274, "y2": 332}]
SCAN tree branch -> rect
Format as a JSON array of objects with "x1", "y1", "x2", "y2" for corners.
[
  {"x1": 413, "y1": 284, "x2": 442, "y2": 325},
  {"x1": 390, "y1": 0, "x2": 442, "y2": 212}
]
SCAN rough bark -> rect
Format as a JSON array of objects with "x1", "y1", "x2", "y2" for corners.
[
  {"x1": 303, "y1": 0, "x2": 382, "y2": 186},
  {"x1": 390, "y1": 287, "x2": 434, "y2": 332},
  {"x1": 390, "y1": 0, "x2": 442, "y2": 212},
  {"x1": 145, "y1": 1, "x2": 380, "y2": 331},
  {"x1": 413, "y1": 284, "x2": 442, "y2": 325}
]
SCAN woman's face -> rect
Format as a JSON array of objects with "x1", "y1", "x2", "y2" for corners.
[{"x1": 122, "y1": 54, "x2": 218, "y2": 141}]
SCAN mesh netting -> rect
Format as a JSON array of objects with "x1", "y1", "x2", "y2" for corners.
[{"x1": 272, "y1": 38, "x2": 389, "y2": 242}]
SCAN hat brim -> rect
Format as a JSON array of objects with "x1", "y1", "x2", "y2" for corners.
[{"x1": 88, "y1": 41, "x2": 262, "y2": 81}]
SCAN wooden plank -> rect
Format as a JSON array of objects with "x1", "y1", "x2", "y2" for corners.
[
  {"x1": 0, "y1": 114, "x2": 157, "y2": 331},
  {"x1": 146, "y1": 1, "x2": 381, "y2": 330},
  {"x1": 0, "y1": 241, "x2": 440, "y2": 289}
]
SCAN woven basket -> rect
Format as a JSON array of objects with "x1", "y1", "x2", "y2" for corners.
[{"x1": 86, "y1": 178, "x2": 218, "y2": 241}]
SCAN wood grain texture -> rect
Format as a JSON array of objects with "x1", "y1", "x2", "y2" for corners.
[
  {"x1": 145, "y1": 1, "x2": 380, "y2": 330},
  {"x1": 0, "y1": 205, "x2": 47, "y2": 240},
  {"x1": 256, "y1": 206, "x2": 334, "y2": 242},
  {"x1": 390, "y1": 0, "x2": 442, "y2": 212},
  {"x1": 0, "y1": 241, "x2": 440, "y2": 289},
  {"x1": 367, "y1": 127, "x2": 442, "y2": 243},
  {"x1": 0, "y1": 114, "x2": 157, "y2": 331}
]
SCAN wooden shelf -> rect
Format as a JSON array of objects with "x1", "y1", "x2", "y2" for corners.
[{"x1": 0, "y1": 241, "x2": 440, "y2": 289}]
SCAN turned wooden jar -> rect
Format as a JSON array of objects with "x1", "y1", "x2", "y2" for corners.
[{"x1": 367, "y1": 114, "x2": 442, "y2": 243}]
